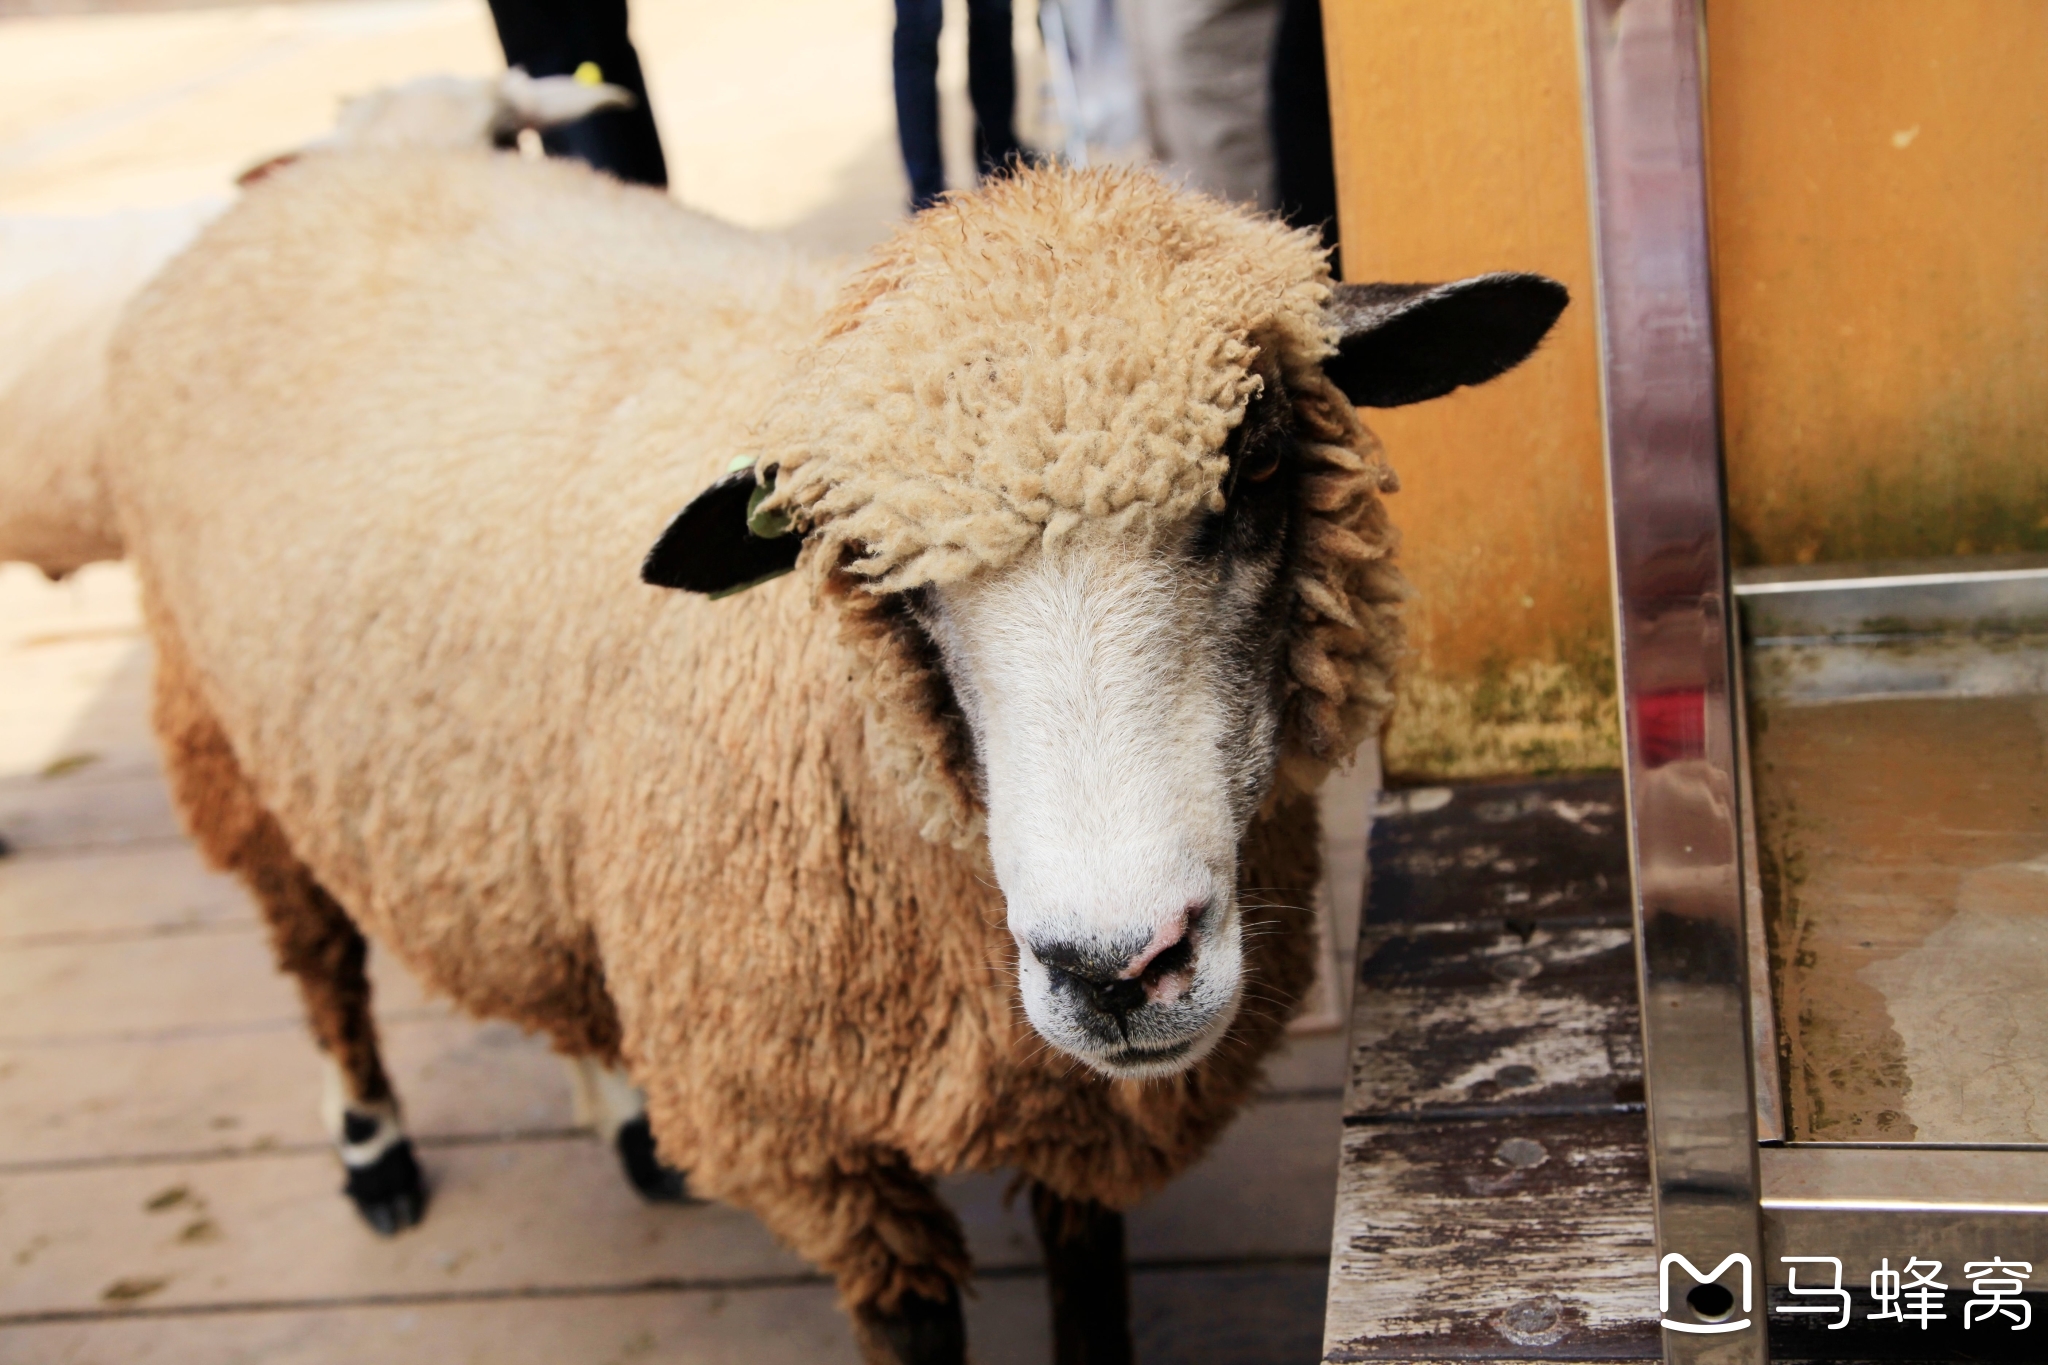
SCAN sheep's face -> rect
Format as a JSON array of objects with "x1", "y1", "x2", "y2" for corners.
[
  {"x1": 906, "y1": 378, "x2": 1305, "y2": 1080},
  {"x1": 641, "y1": 214, "x2": 1572, "y2": 1080}
]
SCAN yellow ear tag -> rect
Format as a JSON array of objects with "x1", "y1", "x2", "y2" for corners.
[{"x1": 573, "y1": 61, "x2": 604, "y2": 86}]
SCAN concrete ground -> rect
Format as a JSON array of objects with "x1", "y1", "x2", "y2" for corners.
[{"x1": 0, "y1": 4, "x2": 1348, "y2": 1361}]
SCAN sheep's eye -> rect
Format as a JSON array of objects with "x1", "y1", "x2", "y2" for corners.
[{"x1": 1240, "y1": 446, "x2": 1282, "y2": 483}]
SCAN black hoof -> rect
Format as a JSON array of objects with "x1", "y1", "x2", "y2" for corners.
[
  {"x1": 855, "y1": 1285, "x2": 967, "y2": 1365},
  {"x1": 343, "y1": 1138, "x2": 427, "y2": 1235},
  {"x1": 615, "y1": 1114, "x2": 697, "y2": 1203}
]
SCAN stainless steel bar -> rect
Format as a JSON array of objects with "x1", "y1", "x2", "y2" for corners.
[
  {"x1": 1731, "y1": 634, "x2": 1784, "y2": 1146},
  {"x1": 1765, "y1": 1147, "x2": 2048, "y2": 1290},
  {"x1": 1576, "y1": 0, "x2": 1768, "y2": 1358}
]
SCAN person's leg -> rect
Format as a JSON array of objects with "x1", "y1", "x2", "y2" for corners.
[
  {"x1": 965, "y1": 0, "x2": 1023, "y2": 179},
  {"x1": 1269, "y1": 0, "x2": 1338, "y2": 268},
  {"x1": 487, "y1": 0, "x2": 668, "y2": 188},
  {"x1": 1121, "y1": 0, "x2": 1280, "y2": 207},
  {"x1": 894, "y1": 0, "x2": 948, "y2": 210}
]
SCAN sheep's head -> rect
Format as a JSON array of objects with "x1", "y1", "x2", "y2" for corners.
[{"x1": 646, "y1": 168, "x2": 1564, "y2": 1079}]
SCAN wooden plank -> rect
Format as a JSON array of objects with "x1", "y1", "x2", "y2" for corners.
[
  {"x1": 1323, "y1": 1114, "x2": 1657, "y2": 1362},
  {"x1": 0, "y1": 1139, "x2": 807, "y2": 1320},
  {"x1": 0, "y1": 1285, "x2": 867, "y2": 1365},
  {"x1": 1367, "y1": 776, "x2": 1631, "y2": 927},
  {"x1": 0, "y1": 770, "x2": 183, "y2": 855},
  {"x1": 0, "y1": 930, "x2": 439, "y2": 1044},
  {"x1": 1347, "y1": 923, "x2": 1643, "y2": 1121},
  {"x1": 0, "y1": 1264, "x2": 1339, "y2": 1365},
  {"x1": 0, "y1": 1016, "x2": 576, "y2": 1169},
  {"x1": 1326, "y1": 775, "x2": 1654, "y2": 1362},
  {"x1": 0, "y1": 842, "x2": 251, "y2": 945}
]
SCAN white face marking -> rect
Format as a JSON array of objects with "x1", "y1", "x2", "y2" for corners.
[{"x1": 923, "y1": 536, "x2": 1288, "y2": 1080}]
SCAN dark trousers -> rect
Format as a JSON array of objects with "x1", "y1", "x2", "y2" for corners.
[
  {"x1": 1269, "y1": 0, "x2": 1339, "y2": 274},
  {"x1": 893, "y1": 0, "x2": 1022, "y2": 211},
  {"x1": 487, "y1": 0, "x2": 669, "y2": 189}
]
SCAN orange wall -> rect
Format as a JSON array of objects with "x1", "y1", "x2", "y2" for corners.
[
  {"x1": 1707, "y1": 1, "x2": 2048, "y2": 565},
  {"x1": 1323, "y1": 0, "x2": 1617, "y2": 777}
]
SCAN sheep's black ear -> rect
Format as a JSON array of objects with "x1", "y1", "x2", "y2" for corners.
[
  {"x1": 642, "y1": 468, "x2": 802, "y2": 597},
  {"x1": 1323, "y1": 272, "x2": 1568, "y2": 408}
]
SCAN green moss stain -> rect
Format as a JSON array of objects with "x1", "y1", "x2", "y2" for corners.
[
  {"x1": 1383, "y1": 632, "x2": 1622, "y2": 781},
  {"x1": 1729, "y1": 444, "x2": 2048, "y2": 568}
]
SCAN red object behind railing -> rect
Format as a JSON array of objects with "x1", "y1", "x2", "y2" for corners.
[{"x1": 1634, "y1": 686, "x2": 1706, "y2": 769}]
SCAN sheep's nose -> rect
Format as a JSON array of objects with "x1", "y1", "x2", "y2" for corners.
[
  {"x1": 1041, "y1": 953, "x2": 1149, "y2": 1020},
  {"x1": 1032, "y1": 910, "x2": 1201, "y2": 1021}
]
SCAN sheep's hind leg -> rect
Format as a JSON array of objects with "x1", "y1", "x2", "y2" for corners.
[
  {"x1": 270, "y1": 865, "x2": 425, "y2": 1236},
  {"x1": 231, "y1": 822, "x2": 424, "y2": 1234},
  {"x1": 1029, "y1": 1182, "x2": 1133, "y2": 1365},
  {"x1": 149, "y1": 615, "x2": 424, "y2": 1235},
  {"x1": 564, "y1": 1056, "x2": 697, "y2": 1203}
]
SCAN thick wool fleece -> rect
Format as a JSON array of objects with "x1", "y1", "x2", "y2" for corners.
[
  {"x1": 0, "y1": 78, "x2": 625, "y2": 581},
  {"x1": 0, "y1": 208, "x2": 217, "y2": 575},
  {"x1": 106, "y1": 151, "x2": 1348, "y2": 1308}
]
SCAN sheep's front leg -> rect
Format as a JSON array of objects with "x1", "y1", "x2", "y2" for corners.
[
  {"x1": 1029, "y1": 1182, "x2": 1133, "y2": 1365},
  {"x1": 745, "y1": 1157, "x2": 969, "y2": 1364},
  {"x1": 563, "y1": 1056, "x2": 696, "y2": 1203}
]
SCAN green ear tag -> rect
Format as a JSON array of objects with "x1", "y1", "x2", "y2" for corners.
[
  {"x1": 745, "y1": 481, "x2": 793, "y2": 540},
  {"x1": 696, "y1": 468, "x2": 799, "y2": 599}
]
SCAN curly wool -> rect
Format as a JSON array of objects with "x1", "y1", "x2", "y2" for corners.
[{"x1": 760, "y1": 167, "x2": 1406, "y2": 845}]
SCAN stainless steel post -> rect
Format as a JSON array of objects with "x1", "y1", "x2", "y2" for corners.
[{"x1": 1575, "y1": 1, "x2": 1768, "y2": 1360}]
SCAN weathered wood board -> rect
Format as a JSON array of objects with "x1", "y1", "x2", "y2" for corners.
[
  {"x1": 1327, "y1": 1114, "x2": 1654, "y2": 1361},
  {"x1": 1324, "y1": 776, "x2": 1660, "y2": 1363}
]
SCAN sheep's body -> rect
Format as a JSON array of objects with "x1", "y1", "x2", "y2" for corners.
[
  {"x1": 0, "y1": 205, "x2": 218, "y2": 575},
  {"x1": 0, "y1": 71, "x2": 634, "y2": 581},
  {"x1": 109, "y1": 150, "x2": 1321, "y2": 1320}
]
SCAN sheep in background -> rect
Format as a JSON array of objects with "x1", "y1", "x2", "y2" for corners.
[
  {"x1": 98, "y1": 148, "x2": 1563, "y2": 1363},
  {"x1": 0, "y1": 68, "x2": 629, "y2": 581}
]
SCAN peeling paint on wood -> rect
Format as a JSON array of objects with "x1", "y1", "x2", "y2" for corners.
[
  {"x1": 1365, "y1": 776, "x2": 1632, "y2": 927},
  {"x1": 1348, "y1": 925, "x2": 1643, "y2": 1120},
  {"x1": 1324, "y1": 1116, "x2": 1657, "y2": 1361},
  {"x1": 1326, "y1": 774, "x2": 1656, "y2": 1362}
]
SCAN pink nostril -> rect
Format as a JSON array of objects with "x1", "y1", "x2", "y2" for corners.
[{"x1": 1118, "y1": 904, "x2": 1203, "y2": 981}]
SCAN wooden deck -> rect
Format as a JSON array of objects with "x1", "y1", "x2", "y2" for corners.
[{"x1": 1323, "y1": 775, "x2": 1662, "y2": 1363}]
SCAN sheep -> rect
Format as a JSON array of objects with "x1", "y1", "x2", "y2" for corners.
[
  {"x1": 94, "y1": 146, "x2": 1563, "y2": 1363},
  {"x1": 0, "y1": 68, "x2": 629, "y2": 582}
]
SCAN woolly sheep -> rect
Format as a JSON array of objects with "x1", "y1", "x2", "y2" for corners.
[
  {"x1": 93, "y1": 148, "x2": 1563, "y2": 1363},
  {"x1": 0, "y1": 69, "x2": 627, "y2": 581}
]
